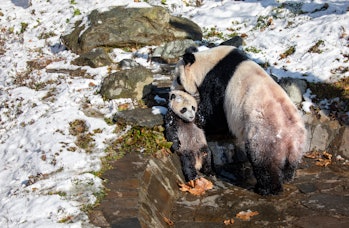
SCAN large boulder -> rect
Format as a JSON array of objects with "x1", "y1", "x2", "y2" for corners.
[
  {"x1": 99, "y1": 66, "x2": 153, "y2": 100},
  {"x1": 62, "y1": 6, "x2": 202, "y2": 54},
  {"x1": 152, "y1": 39, "x2": 197, "y2": 63},
  {"x1": 278, "y1": 77, "x2": 307, "y2": 105}
]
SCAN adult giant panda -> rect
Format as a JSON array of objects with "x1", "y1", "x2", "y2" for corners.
[{"x1": 172, "y1": 45, "x2": 306, "y2": 195}]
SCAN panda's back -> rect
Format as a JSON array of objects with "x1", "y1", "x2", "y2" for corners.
[{"x1": 224, "y1": 60, "x2": 306, "y2": 155}]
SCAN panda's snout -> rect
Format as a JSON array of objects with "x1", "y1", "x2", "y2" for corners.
[{"x1": 186, "y1": 111, "x2": 195, "y2": 122}]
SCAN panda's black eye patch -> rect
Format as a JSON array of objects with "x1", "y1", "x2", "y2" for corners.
[
  {"x1": 192, "y1": 106, "x2": 195, "y2": 111},
  {"x1": 180, "y1": 108, "x2": 187, "y2": 114},
  {"x1": 176, "y1": 77, "x2": 182, "y2": 86}
]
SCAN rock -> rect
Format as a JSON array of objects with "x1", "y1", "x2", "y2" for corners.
[
  {"x1": 89, "y1": 151, "x2": 183, "y2": 228},
  {"x1": 311, "y1": 124, "x2": 331, "y2": 151},
  {"x1": 337, "y1": 126, "x2": 349, "y2": 158},
  {"x1": 119, "y1": 59, "x2": 140, "y2": 70},
  {"x1": 139, "y1": 155, "x2": 183, "y2": 227},
  {"x1": 71, "y1": 48, "x2": 113, "y2": 68},
  {"x1": 303, "y1": 114, "x2": 342, "y2": 152},
  {"x1": 302, "y1": 194, "x2": 349, "y2": 216},
  {"x1": 113, "y1": 108, "x2": 164, "y2": 128},
  {"x1": 219, "y1": 36, "x2": 244, "y2": 47},
  {"x1": 278, "y1": 77, "x2": 307, "y2": 104},
  {"x1": 294, "y1": 216, "x2": 349, "y2": 228},
  {"x1": 297, "y1": 182, "x2": 317, "y2": 194},
  {"x1": 152, "y1": 39, "x2": 197, "y2": 63},
  {"x1": 62, "y1": 6, "x2": 202, "y2": 54},
  {"x1": 99, "y1": 66, "x2": 153, "y2": 100}
]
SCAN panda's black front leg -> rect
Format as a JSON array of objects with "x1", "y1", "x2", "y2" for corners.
[
  {"x1": 200, "y1": 146, "x2": 215, "y2": 176},
  {"x1": 164, "y1": 111, "x2": 180, "y2": 151},
  {"x1": 178, "y1": 150, "x2": 199, "y2": 182}
]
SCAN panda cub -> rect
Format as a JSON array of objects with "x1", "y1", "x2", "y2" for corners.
[{"x1": 164, "y1": 90, "x2": 214, "y2": 183}]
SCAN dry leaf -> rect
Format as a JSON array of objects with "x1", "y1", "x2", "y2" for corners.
[
  {"x1": 236, "y1": 210, "x2": 259, "y2": 221},
  {"x1": 323, "y1": 151, "x2": 332, "y2": 160},
  {"x1": 178, "y1": 177, "x2": 213, "y2": 196},
  {"x1": 88, "y1": 82, "x2": 96, "y2": 87},
  {"x1": 304, "y1": 151, "x2": 320, "y2": 159},
  {"x1": 313, "y1": 151, "x2": 332, "y2": 167},
  {"x1": 195, "y1": 177, "x2": 213, "y2": 190},
  {"x1": 188, "y1": 186, "x2": 206, "y2": 196},
  {"x1": 163, "y1": 216, "x2": 174, "y2": 226},
  {"x1": 315, "y1": 158, "x2": 331, "y2": 167},
  {"x1": 118, "y1": 103, "x2": 130, "y2": 111},
  {"x1": 223, "y1": 218, "x2": 235, "y2": 225}
]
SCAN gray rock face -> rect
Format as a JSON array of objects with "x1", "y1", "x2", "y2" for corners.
[
  {"x1": 113, "y1": 108, "x2": 164, "y2": 128},
  {"x1": 339, "y1": 127, "x2": 349, "y2": 158},
  {"x1": 99, "y1": 66, "x2": 153, "y2": 100},
  {"x1": 152, "y1": 39, "x2": 197, "y2": 63},
  {"x1": 302, "y1": 113, "x2": 349, "y2": 160},
  {"x1": 118, "y1": 59, "x2": 140, "y2": 70},
  {"x1": 278, "y1": 77, "x2": 307, "y2": 105},
  {"x1": 62, "y1": 6, "x2": 202, "y2": 54},
  {"x1": 71, "y1": 48, "x2": 113, "y2": 68},
  {"x1": 219, "y1": 36, "x2": 244, "y2": 47}
]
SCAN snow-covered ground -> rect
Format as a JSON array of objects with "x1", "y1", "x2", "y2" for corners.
[{"x1": 0, "y1": 0, "x2": 348, "y2": 227}]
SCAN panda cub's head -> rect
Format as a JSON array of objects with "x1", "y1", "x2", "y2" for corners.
[{"x1": 169, "y1": 90, "x2": 197, "y2": 123}]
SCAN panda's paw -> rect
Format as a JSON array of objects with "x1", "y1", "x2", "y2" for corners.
[{"x1": 255, "y1": 184, "x2": 283, "y2": 196}]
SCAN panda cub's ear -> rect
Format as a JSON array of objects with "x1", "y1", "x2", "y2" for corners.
[{"x1": 170, "y1": 93, "x2": 176, "y2": 100}]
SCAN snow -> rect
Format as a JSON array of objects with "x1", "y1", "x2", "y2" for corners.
[
  {"x1": 152, "y1": 106, "x2": 168, "y2": 115},
  {"x1": 0, "y1": 0, "x2": 348, "y2": 227}
]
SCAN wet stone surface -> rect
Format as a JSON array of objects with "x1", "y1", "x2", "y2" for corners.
[{"x1": 89, "y1": 150, "x2": 349, "y2": 228}]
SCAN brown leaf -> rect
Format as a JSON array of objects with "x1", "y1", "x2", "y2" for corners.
[
  {"x1": 223, "y1": 218, "x2": 235, "y2": 225},
  {"x1": 163, "y1": 216, "x2": 174, "y2": 226},
  {"x1": 178, "y1": 177, "x2": 213, "y2": 196},
  {"x1": 315, "y1": 158, "x2": 331, "y2": 167},
  {"x1": 304, "y1": 151, "x2": 320, "y2": 159},
  {"x1": 236, "y1": 210, "x2": 259, "y2": 221},
  {"x1": 322, "y1": 151, "x2": 332, "y2": 160}
]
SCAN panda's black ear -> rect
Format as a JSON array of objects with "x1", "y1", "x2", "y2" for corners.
[
  {"x1": 170, "y1": 93, "x2": 176, "y2": 100},
  {"x1": 183, "y1": 53, "x2": 196, "y2": 66},
  {"x1": 185, "y1": 46, "x2": 198, "y2": 54}
]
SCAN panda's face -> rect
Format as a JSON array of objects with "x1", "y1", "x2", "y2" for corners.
[
  {"x1": 169, "y1": 90, "x2": 197, "y2": 122},
  {"x1": 172, "y1": 56, "x2": 199, "y2": 95},
  {"x1": 172, "y1": 45, "x2": 236, "y2": 95},
  {"x1": 171, "y1": 63, "x2": 185, "y2": 91}
]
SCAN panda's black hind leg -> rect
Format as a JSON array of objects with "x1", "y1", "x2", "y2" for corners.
[
  {"x1": 283, "y1": 159, "x2": 297, "y2": 183},
  {"x1": 252, "y1": 164, "x2": 283, "y2": 195},
  {"x1": 246, "y1": 143, "x2": 283, "y2": 195},
  {"x1": 178, "y1": 150, "x2": 199, "y2": 182},
  {"x1": 200, "y1": 146, "x2": 215, "y2": 176}
]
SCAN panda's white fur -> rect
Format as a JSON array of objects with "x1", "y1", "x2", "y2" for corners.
[
  {"x1": 164, "y1": 90, "x2": 214, "y2": 182},
  {"x1": 173, "y1": 45, "x2": 306, "y2": 195}
]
